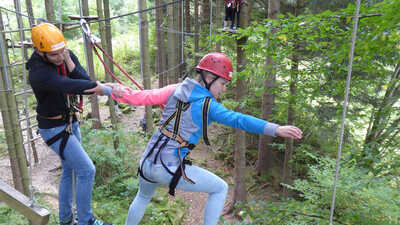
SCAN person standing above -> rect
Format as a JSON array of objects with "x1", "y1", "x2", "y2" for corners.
[
  {"x1": 223, "y1": 0, "x2": 235, "y2": 31},
  {"x1": 231, "y1": 0, "x2": 243, "y2": 30},
  {"x1": 27, "y1": 23, "x2": 113, "y2": 225}
]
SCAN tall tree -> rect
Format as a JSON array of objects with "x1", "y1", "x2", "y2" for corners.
[
  {"x1": 44, "y1": 0, "x2": 56, "y2": 22},
  {"x1": 257, "y1": 0, "x2": 280, "y2": 181},
  {"x1": 156, "y1": 0, "x2": 167, "y2": 87},
  {"x1": 0, "y1": 12, "x2": 29, "y2": 195},
  {"x1": 139, "y1": 0, "x2": 153, "y2": 132},
  {"x1": 194, "y1": 0, "x2": 200, "y2": 64},
  {"x1": 25, "y1": 0, "x2": 35, "y2": 27},
  {"x1": 167, "y1": 3, "x2": 178, "y2": 83},
  {"x1": 232, "y1": 0, "x2": 251, "y2": 209},
  {"x1": 215, "y1": 0, "x2": 223, "y2": 52},
  {"x1": 282, "y1": 3, "x2": 299, "y2": 196},
  {"x1": 96, "y1": 0, "x2": 119, "y2": 149},
  {"x1": 81, "y1": 0, "x2": 102, "y2": 128}
]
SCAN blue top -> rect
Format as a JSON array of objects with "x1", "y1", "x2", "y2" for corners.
[{"x1": 141, "y1": 78, "x2": 278, "y2": 165}]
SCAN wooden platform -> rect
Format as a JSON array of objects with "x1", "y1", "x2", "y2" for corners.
[
  {"x1": 219, "y1": 28, "x2": 239, "y2": 34},
  {"x1": 0, "y1": 180, "x2": 50, "y2": 225}
]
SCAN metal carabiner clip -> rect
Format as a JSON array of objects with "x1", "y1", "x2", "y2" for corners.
[
  {"x1": 80, "y1": 18, "x2": 100, "y2": 44},
  {"x1": 80, "y1": 19, "x2": 91, "y2": 36}
]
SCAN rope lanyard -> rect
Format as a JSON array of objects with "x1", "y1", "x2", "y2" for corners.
[
  {"x1": 80, "y1": 19, "x2": 144, "y2": 90},
  {"x1": 329, "y1": 0, "x2": 362, "y2": 224}
]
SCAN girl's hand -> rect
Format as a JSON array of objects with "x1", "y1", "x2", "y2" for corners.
[{"x1": 276, "y1": 125, "x2": 302, "y2": 139}]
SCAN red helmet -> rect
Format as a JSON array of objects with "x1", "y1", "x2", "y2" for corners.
[{"x1": 196, "y1": 52, "x2": 233, "y2": 81}]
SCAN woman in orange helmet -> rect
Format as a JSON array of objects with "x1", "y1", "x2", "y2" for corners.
[{"x1": 27, "y1": 23, "x2": 113, "y2": 225}]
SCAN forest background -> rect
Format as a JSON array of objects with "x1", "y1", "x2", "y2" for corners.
[{"x1": 0, "y1": 0, "x2": 400, "y2": 224}]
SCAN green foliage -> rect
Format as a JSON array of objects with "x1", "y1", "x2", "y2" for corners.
[{"x1": 221, "y1": 155, "x2": 400, "y2": 225}]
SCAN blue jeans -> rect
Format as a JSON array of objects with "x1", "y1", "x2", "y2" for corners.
[
  {"x1": 39, "y1": 121, "x2": 95, "y2": 225},
  {"x1": 125, "y1": 160, "x2": 228, "y2": 225}
]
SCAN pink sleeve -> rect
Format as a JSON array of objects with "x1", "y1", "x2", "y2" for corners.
[{"x1": 112, "y1": 83, "x2": 178, "y2": 106}]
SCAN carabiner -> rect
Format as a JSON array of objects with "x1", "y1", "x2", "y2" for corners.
[{"x1": 80, "y1": 19, "x2": 91, "y2": 36}]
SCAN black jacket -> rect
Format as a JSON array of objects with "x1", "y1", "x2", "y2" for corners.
[{"x1": 27, "y1": 50, "x2": 96, "y2": 129}]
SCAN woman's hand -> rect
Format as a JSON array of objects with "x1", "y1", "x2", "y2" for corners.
[
  {"x1": 84, "y1": 81, "x2": 104, "y2": 95},
  {"x1": 276, "y1": 125, "x2": 302, "y2": 139},
  {"x1": 109, "y1": 83, "x2": 125, "y2": 98},
  {"x1": 63, "y1": 48, "x2": 72, "y2": 63}
]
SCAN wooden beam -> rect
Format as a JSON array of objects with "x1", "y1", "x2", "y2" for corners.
[
  {"x1": 0, "y1": 179, "x2": 50, "y2": 225},
  {"x1": 68, "y1": 15, "x2": 99, "y2": 21}
]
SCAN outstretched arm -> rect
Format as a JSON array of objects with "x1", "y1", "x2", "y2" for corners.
[
  {"x1": 85, "y1": 81, "x2": 178, "y2": 106},
  {"x1": 209, "y1": 99, "x2": 302, "y2": 139}
]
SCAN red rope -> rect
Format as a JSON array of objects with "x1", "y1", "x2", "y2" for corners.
[{"x1": 93, "y1": 42, "x2": 144, "y2": 90}]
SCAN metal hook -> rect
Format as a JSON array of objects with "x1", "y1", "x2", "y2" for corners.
[{"x1": 80, "y1": 18, "x2": 91, "y2": 36}]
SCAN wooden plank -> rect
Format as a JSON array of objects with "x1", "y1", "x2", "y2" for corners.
[
  {"x1": 68, "y1": 15, "x2": 99, "y2": 21},
  {"x1": 0, "y1": 180, "x2": 50, "y2": 225}
]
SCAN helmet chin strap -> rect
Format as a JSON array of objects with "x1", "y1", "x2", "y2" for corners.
[{"x1": 200, "y1": 71, "x2": 219, "y2": 90}]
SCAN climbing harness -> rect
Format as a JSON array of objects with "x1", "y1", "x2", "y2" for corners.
[{"x1": 138, "y1": 97, "x2": 212, "y2": 196}]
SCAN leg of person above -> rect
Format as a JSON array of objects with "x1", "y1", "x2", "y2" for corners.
[
  {"x1": 231, "y1": 10, "x2": 236, "y2": 30},
  {"x1": 125, "y1": 160, "x2": 159, "y2": 225},
  {"x1": 223, "y1": 6, "x2": 232, "y2": 31}
]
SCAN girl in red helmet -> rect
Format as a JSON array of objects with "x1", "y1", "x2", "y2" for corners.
[{"x1": 89, "y1": 52, "x2": 302, "y2": 225}]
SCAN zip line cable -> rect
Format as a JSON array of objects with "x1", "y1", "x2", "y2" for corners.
[{"x1": 328, "y1": 0, "x2": 362, "y2": 224}]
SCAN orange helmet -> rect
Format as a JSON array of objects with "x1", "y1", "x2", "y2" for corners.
[
  {"x1": 196, "y1": 52, "x2": 233, "y2": 81},
  {"x1": 31, "y1": 23, "x2": 66, "y2": 52}
]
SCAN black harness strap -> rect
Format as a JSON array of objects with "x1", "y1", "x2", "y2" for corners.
[
  {"x1": 137, "y1": 134, "x2": 165, "y2": 183},
  {"x1": 45, "y1": 129, "x2": 70, "y2": 160},
  {"x1": 202, "y1": 97, "x2": 212, "y2": 145}
]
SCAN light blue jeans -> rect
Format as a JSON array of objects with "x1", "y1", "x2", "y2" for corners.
[
  {"x1": 39, "y1": 121, "x2": 95, "y2": 225},
  {"x1": 125, "y1": 159, "x2": 228, "y2": 225}
]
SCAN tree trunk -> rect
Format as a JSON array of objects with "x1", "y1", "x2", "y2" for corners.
[
  {"x1": 0, "y1": 15, "x2": 29, "y2": 196},
  {"x1": 25, "y1": 0, "x2": 35, "y2": 27},
  {"x1": 177, "y1": 0, "x2": 185, "y2": 77},
  {"x1": 82, "y1": 0, "x2": 102, "y2": 128},
  {"x1": 184, "y1": 0, "x2": 191, "y2": 34},
  {"x1": 194, "y1": 0, "x2": 200, "y2": 64},
  {"x1": 232, "y1": 0, "x2": 251, "y2": 206},
  {"x1": 173, "y1": 1, "x2": 180, "y2": 82},
  {"x1": 215, "y1": 0, "x2": 223, "y2": 52},
  {"x1": 167, "y1": 4, "x2": 176, "y2": 84},
  {"x1": 282, "y1": 38, "x2": 298, "y2": 197},
  {"x1": 156, "y1": 0, "x2": 166, "y2": 87},
  {"x1": 139, "y1": 0, "x2": 154, "y2": 132},
  {"x1": 97, "y1": 0, "x2": 119, "y2": 149},
  {"x1": 363, "y1": 63, "x2": 400, "y2": 168},
  {"x1": 257, "y1": 0, "x2": 280, "y2": 183},
  {"x1": 201, "y1": 0, "x2": 210, "y2": 26},
  {"x1": 44, "y1": 0, "x2": 56, "y2": 22}
]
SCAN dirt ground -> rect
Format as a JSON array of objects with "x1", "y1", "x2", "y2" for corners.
[{"x1": 0, "y1": 96, "x2": 237, "y2": 224}]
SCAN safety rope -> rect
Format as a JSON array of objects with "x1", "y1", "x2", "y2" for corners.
[
  {"x1": 80, "y1": 19, "x2": 144, "y2": 90},
  {"x1": 0, "y1": 0, "x2": 184, "y2": 27},
  {"x1": 328, "y1": 0, "x2": 362, "y2": 224}
]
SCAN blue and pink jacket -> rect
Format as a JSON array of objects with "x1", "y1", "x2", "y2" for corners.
[{"x1": 107, "y1": 78, "x2": 278, "y2": 166}]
